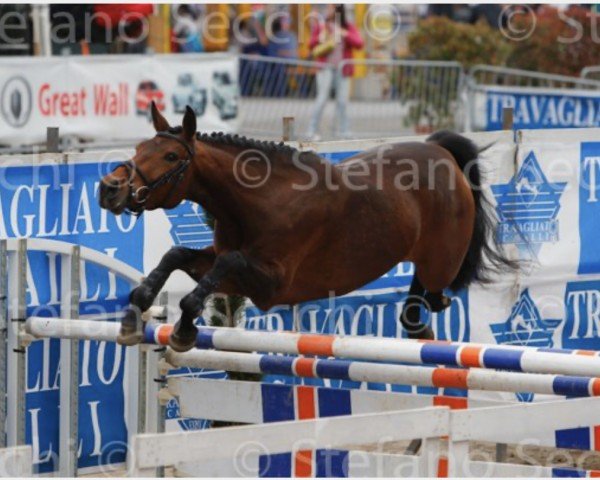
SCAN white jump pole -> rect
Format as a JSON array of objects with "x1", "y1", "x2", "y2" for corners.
[
  {"x1": 25, "y1": 317, "x2": 600, "y2": 378},
  {"x1": 164, "y1": 348, "x2": 600, "y2": 398},
  {"x1": 24, "y1": 317, "x2": 600, "y2": 398}
]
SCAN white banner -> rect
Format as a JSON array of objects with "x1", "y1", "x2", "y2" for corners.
[{"x1": 0, "y1": 53, "x2": 239, "y2": 146}]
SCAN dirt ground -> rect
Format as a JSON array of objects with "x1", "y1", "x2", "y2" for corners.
[{"x1": 344, "y1": 439, "x2": 600, "y2": 472}]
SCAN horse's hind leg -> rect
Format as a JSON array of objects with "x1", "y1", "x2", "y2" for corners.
[{"x1": 400, "y1": 275, "x2": 434, "y2": 340}]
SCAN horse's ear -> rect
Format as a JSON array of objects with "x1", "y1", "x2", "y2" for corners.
[
  {"x1": 182, "y1": 105, "x2": 197, "y2": 141},
  {"x1": 151, "y1": 101, "x2": 170, "y2": 132}
]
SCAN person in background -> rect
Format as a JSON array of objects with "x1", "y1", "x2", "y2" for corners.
[
  {"x1": 172, "y1": 4, "x2": 204, "y2": 53},
  {"x1": 238, "y1": 13, "x2": 268, "y2": 96},
  {"x1": 307, "y1": 4, "x2": 364, "y2": 140},
  {"x1": 93, "y1": 4, "x2": 152, "y2": 54},
  {"x1": 267, "y1": 13, "x2": 298, "y2": 58},
  {"x1": 469, "y1": 4, "x2": 502, "y2": 27},
  {"x1": 266, "y1": 13, "x2": 298, "y2": 96}
]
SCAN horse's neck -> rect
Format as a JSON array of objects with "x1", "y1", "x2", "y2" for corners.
[{"x1": 186, "y1": 142, "x2": 260, "y2": 225}]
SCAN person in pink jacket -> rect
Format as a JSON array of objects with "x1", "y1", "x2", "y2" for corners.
[{"x1": 307, "y1": 5, "x2": 364, "y2": 140}]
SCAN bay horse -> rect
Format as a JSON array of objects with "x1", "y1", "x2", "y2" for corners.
[{"x1": 99, "y1": 102, "x2": 514, "y2": 351}]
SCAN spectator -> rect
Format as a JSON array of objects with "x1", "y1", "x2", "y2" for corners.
[
  {"x1": 426, "y1": 4, "x2": 454, "y2": 19},
  {"x1": 93, "y1": 4, "x2": 152, "y2": 54},
  {"x1": 172, "y1": 4, "x2": 204, "y2": 53},
  {"x1": 307, "y1": 4, "x2": 364, "y2": 140},
  {"x1": 470, "y1": 4, "x2": 502, "y2": 28},
  {"x1": 265, "y1": 13, "x2": 298, "y2": 97},
  {"x1": 267, "y1": 13, "x2": 297, "y2": 58},
  {"x1": 238, "y1": 15, "x2": 268, "y2": 96}
]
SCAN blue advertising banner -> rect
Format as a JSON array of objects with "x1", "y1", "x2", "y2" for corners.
[
  {"x1": 563, "y1": 280, "x2": 600, "y2": 351},
  {"x1": 579, "y1": 142, "x2": 600, "y2": 274},
  {"x1": 1, "y1": 161, "x2": 143, "y2": 472},
  {"x1": 485, "y1": 89, "x2": 600, "y2": 131}
]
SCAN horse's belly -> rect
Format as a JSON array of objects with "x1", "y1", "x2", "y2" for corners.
[{"x1": 273, "y1": 241, "x2": 408, "y2": 306}]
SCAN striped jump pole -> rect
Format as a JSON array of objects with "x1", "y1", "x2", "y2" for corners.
[
  {"x1": 164, "y1": 349, "x2": 600, "y2": 399},
  {"x1": 25, "y1": 316, "x2": 600, "y2": 377}
]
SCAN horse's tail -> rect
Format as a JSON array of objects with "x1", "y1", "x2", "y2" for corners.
[{"x1": 426, "y1": 130, "x2": 518, "y2": 291}]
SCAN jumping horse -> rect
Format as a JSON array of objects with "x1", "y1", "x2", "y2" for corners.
[{"x1": 99, "y1": 103, "x2": 513, "y2": 351}]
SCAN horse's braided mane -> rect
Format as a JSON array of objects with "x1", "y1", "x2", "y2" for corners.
[
  {"x1": 196, "y1": 130, "x2": 297, "y2": 155},
  {"x1": 166, "y1": 127, "x2": 320, "y2": 163}
]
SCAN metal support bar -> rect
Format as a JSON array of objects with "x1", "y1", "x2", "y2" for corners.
[
  {"x1": 282, "y1": 117, "x2": 295, "y2": 142},
  {"x1": 6, "y1": 239, "x2": 27, "y2": 448},
  {"x1": 0, "y1": 241, "x2": 7, "y2": 449},
  {"x1": 58, "y1": 245, "x2": 80, "y2": 476},
  {"x1": 495, "y1": 443, "x2": 508, "y2": 462},
  {"x1": 46, "y1": 127, "x2": 60, "y2": 153},
  {"x1": 156, "y1": 292, "x2": 168, "y2": 478},
  {"x1": 125, "y1": 282, "x2": 142, "y2": 465},
  {"x1": 502, "y1": 108, "x2": 514, "y2": 130}
]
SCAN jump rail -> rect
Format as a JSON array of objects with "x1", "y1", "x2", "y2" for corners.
[
  {"x1": 163, "y1": 349, "x2": 600, "y2": 398},
  {"x1": 26, "y1": 317, "x2": 600, "y2": 378}
]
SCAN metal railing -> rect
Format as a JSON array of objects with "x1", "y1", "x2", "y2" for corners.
[
  {"x1": 238, "y1": 55, "x2": 465, "y2": 140},
  {"x1": 469, "y1": 65, "x2": 600, "y2": 90},
  {"x1": 238, "y1": 54, "x2": 322, "y2": 139},
  {"x1": 581, "y1": 66, "x2": 600, "y2": 82},
  {"x1": 339, "y1": 58, "x2": 464, "y2": 138}
]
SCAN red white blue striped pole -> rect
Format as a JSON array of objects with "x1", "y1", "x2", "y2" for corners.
[
  {"x1": 164, "y1": 349, "x2": 600, "y2": 398},
  {"x1": 25, "y1": 317, "x2": 600, "y2": 377}
]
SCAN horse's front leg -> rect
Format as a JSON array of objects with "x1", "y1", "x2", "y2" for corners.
[
  {"x1": 169, "y1": 251, "x2": 260, "y2": 352},
  {"x1": 118, "y1": 246, "x2": 216, "y2": 345}
]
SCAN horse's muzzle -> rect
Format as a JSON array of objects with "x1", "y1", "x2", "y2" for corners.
[{"x1": 99, "y1": 178, "x2": 129, "y2": 214}]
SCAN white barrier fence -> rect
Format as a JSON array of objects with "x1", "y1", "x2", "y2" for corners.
[
  {"x1": 129, "y1": 407, "x2": 449, "y2": 477},
  {"x1": 130, "y1": 375, "x2": 600, "y2": 478}
]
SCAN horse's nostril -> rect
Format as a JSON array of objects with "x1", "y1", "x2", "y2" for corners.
[{"x1": 101, "y1": 179, "x2": 121, "y2": 197}]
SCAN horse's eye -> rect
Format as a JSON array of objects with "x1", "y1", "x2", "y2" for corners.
[{"x1": 166, "y1": 152, "x2": 178, "y2": 162}]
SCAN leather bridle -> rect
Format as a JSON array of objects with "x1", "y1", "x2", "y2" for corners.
[{"x1": 110, "y1": 131, "x2": 194, "y2": 216}]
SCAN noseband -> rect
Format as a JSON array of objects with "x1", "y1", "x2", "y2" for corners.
[{"x1": 110, "y1": 131, "x2": 194, "y2": 216}]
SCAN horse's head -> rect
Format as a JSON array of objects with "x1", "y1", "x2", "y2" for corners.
[{"x1": 99, "y1": 102, "x2": 197, "y2": 215}]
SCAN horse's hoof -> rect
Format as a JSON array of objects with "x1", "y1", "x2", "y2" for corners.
[
  {"x1": 168, "y1": 333, "x2": 196, "y2": 352},
  {"x1": 168, "y1": 323, "x2": 198, "y2": 352},
  {"x1": 407, "y1": 325, "x2": 435, "y2": 340},
  {"x1": 117, "y1": 329, "x2": 144, "y2": 346},
  {"x1": 425, "y1": 293, "x2": 451, "y2": 313}
]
